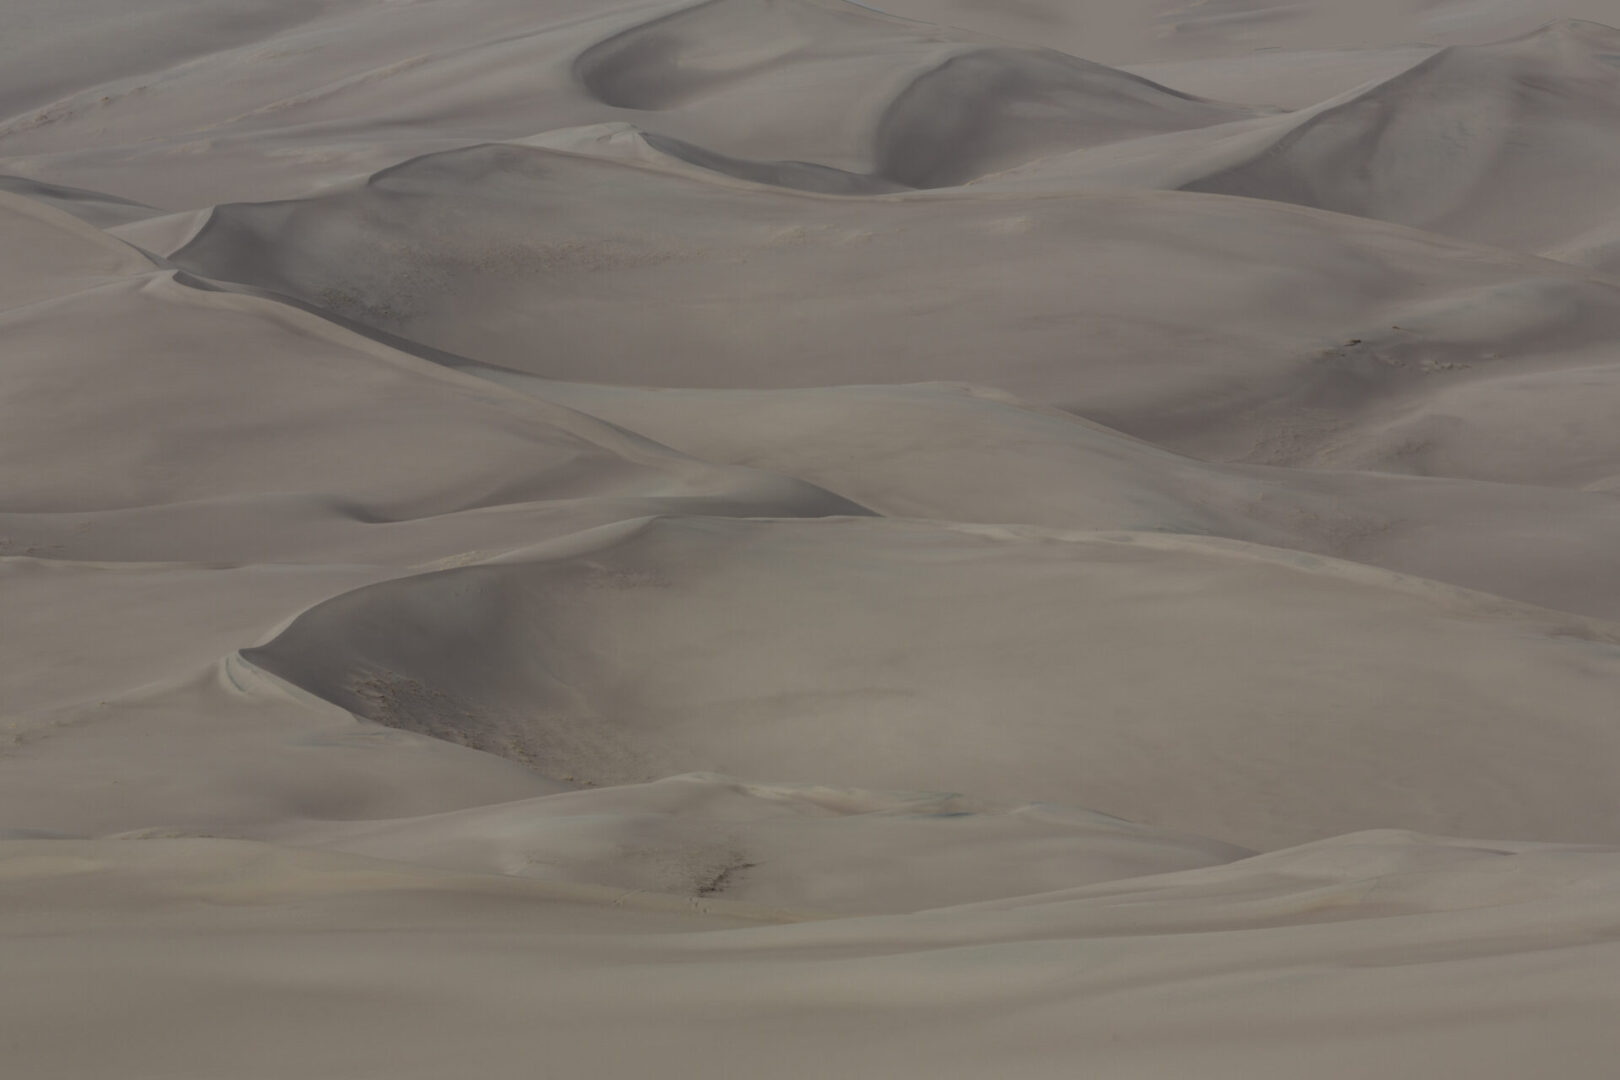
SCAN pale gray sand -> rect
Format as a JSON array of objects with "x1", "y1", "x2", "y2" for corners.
[{"x1": 4, "y1": 1, "x2": 1620, "y2": 1076}]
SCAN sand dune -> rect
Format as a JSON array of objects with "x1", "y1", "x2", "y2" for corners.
[
  {"x1": 1180, "y1": 21, "x2": 1620, "y2": 252},
  {"x1": 573, "y1": 37, "x2": 1263, "y2": 195},
  {"x1": 275, "y1": 772, "x2": 1251, "y2": 913},
  {"x1": 5, "y1": 1, "x2": 1620, "y2": 1075},
  {"x1": 984, "y1": 22, "x2": 1620, "y2": 260},
  {"x1": 0, "y1": 654, "x2": 569, "y2": 839},
  {"x1": 172, "y1": 140, "x2": 1620, "y2": 483},
  {"x1": 515, "y1": 379, "x2": 1620, "y2": 617},
  {"x1": 577, "y1": 0, "x2": 1262, "y2": 186},
  {"x1": 1546, "y1": 215, "x2": 1620, "y2": 277},
  {"x1": 17, "y1": 0, "x2": 1257, "y2": 202},
  {"x1": 0, "y1": 190, "x2": 858, "y2": 527},
  {"x1": 871, "y1": 46, "x2": 1263, "y2": 186},
  {"x1": 245, "y1": 515, "x2": 1620, "y2": 849},
  {"x1": 14, "y1": 0, "x2": 1603, "y2": 209},
  {"x1": 1121, "y1": 44, "x2": 1444, "y2": 107},
  {"x1": 574, "y1": 0, "x2": 946, "y2": 115}
]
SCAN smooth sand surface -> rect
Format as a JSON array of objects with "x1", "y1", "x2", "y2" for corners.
[{"x1": 4, "y1": 0, "x2": 1620, "y2": 1075}]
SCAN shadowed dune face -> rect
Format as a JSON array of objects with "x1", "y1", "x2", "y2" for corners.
[
  {"x1": 0, "y1": 0, "x2": 334, "y2": 118},
  {"x1": 0, "y1": 191, "x2": 862, "y2": 527},
  {"x1": 0, "y1": 175, "x2": 157, "y2": 227},
  {"x1": 573, "y1": 0, "x2": 903, "y2": 111},
  {"x1": 873, "y1": 46, "x2": 1261, "y2": 186},
  {"x1": 9, "y1": 2, "x2": 1620, "y2": 1076},
  {"x1": 244, "y1": 516, "x2": 1620, "y2": 851},
  {"x1": 170, "y1": 141, "x2": 1620, "y2": 485},
  {"x1": 1180, "y1": 21, "x2": 1620, "y2": 250},
  {"x1": 575, "y1": 0, "x2": 1265, "y2": 186}
]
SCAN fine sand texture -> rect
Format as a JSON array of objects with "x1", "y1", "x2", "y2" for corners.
[{"x1": 4, "y1": 1, "x2": 1620, "y2": 1076}]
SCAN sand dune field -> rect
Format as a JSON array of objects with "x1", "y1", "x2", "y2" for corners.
[{"x1": 4, "y1": 1, "x2": 1620, "y2": 1075}]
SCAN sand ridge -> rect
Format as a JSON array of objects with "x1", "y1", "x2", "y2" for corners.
[{"x1": 4, "y1": 0, "x2": 1620, "y2": 1075}]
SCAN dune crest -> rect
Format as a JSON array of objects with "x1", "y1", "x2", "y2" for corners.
[
  {"x1": 5, "y1": 1, "x2": 1620, "y2": 1076},
  {"x1": 1177, "y1": 20, "x2": 1620, "y2": 251},
  {"x1": 243, "y1": 515, "x2": 1620, "y2": 850}
]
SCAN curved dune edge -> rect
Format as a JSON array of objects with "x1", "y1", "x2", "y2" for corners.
[
  {"x1": 504, "y1": 376, "x2": 1620, "y2": 618},
  {"x1": 6, "y1": 2, "x2": 1620, "y2": 1075},
  {"x1": 167, "y1": 138, "x2": 1620, "y2": 487},
  {"x1": 981, "y1": 21, "x2": 1620, "y2": 256},
  {"x1": 241, "y1": 515, "x2": 1620, "y2": 850}
]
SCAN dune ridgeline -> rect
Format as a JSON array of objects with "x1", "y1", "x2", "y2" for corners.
[{"x1": 4, "y1": 1, "x2": 1620, "y2": 1076}]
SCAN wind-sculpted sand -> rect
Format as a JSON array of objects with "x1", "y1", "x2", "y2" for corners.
[{"x1": 3, "y1": 1, "x2": 1620, "y2": 1076}]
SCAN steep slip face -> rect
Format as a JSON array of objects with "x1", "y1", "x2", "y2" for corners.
[
  {"x1": 0, "y1": 0, "x2": 1256, "y2": 204},
  {"x1": 0, "y1": 179, "x2": 858, "y2": 843},
  {"x1": 0, "y1": 175, "x2": 158, "y2": 228},
  {"x1": 971, "y1": 21, "x2": 1620, "y2": 274},
  {"x1": 245, "y1": 515, "x2": 1620, "y2": 851},
  {"x1": 0, "y1": 190, "x2": 856, "y2": 530},
  {"x1": 577, "y1": 0, "x2": 1261, "y2": 184},
  {"x1": 872, "y1": 46, "x2": 1261, "y2": 187},
  {"x1": 171, "y1": 142, "x2": 1620, "y2": 484},
  {"x1": 1180, "y1": 22, "x2": 1620, "y2": 252},
  {"x1": 574, "y1": 0, "x2": 940, "y2": 113}
]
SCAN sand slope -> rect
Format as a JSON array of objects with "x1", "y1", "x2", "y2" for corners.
[
  {"x1": 4, "y1": 832, "x2": 1619, "y2": 1078},
  {"x1": 171, "y1": 143, "x2": 1620, "y2": 483},
  {"x1": 520, "y1": 378, "x2": 1620, "y2": 617},
  {"x1": 4, "y1": 1, "x2": 1620, "y2": 1075},
  {"x1": 0, "y1": 0, "x2": 1253, "y2": 203},
  {"x1": 273, "y1": 772, "x2": 1252, "y2": 913},
  {"x1": 1180, "y1": 22, "x2": 1620, "y2": 252},
  {"x1": 245, "y1": 515, "x2": 1620, "y2": 850}
]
